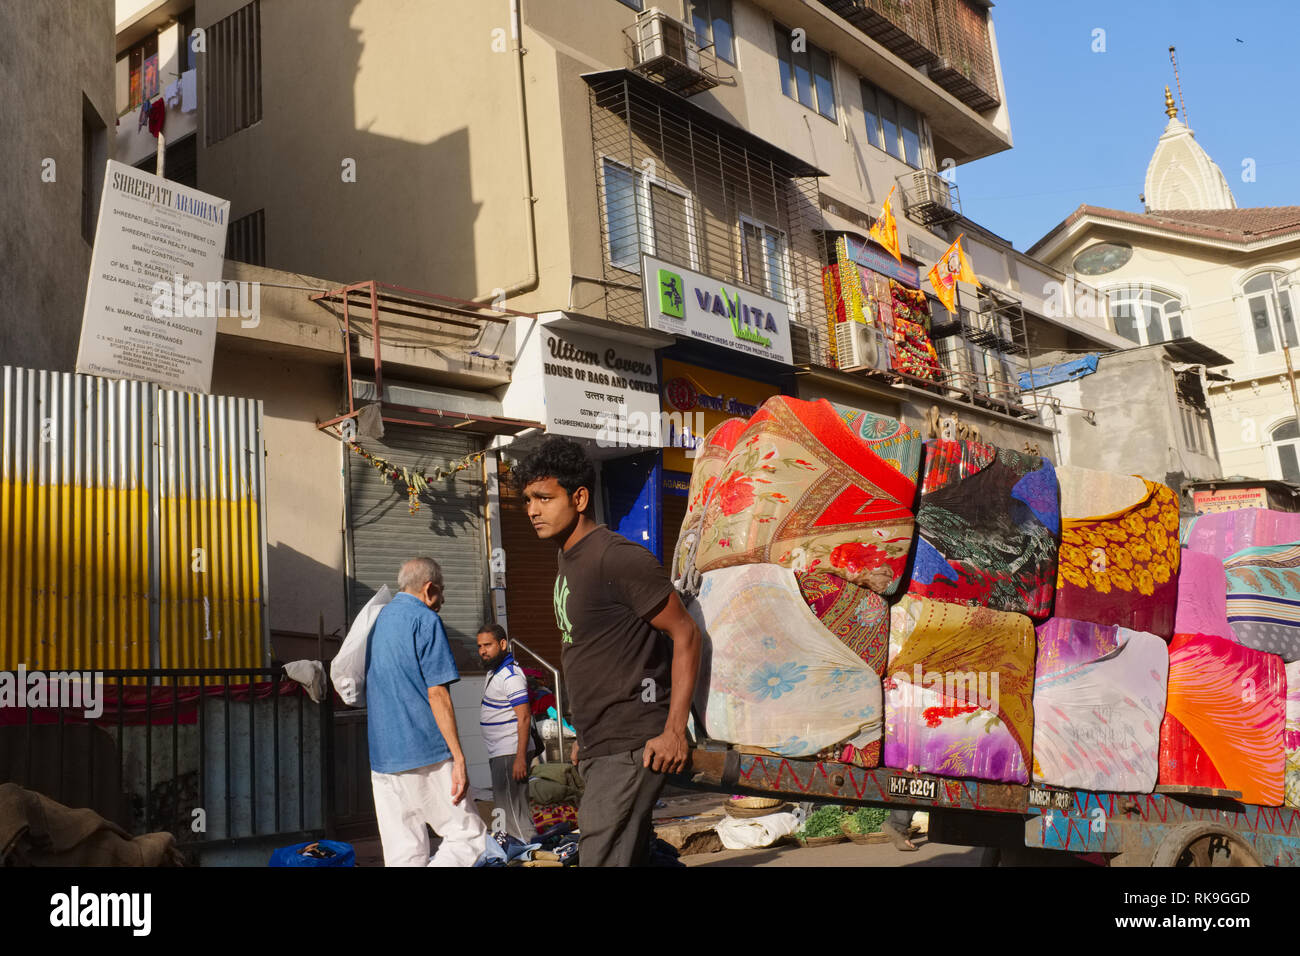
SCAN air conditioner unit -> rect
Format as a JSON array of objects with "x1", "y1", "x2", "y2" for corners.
[
  {"x1": 908, "y1": 170, "x2": 953, "y2": 212},
  {"x1": 635, "y1": 8, "x2": 701, "y2": 72},
  {"x1": 834, "y1": 318, "x2": 891, "y2": 373}
]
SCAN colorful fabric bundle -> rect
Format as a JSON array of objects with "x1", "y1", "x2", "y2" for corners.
[
  {"x1": 1183, "y1": 508, "x2": 1300, "y2": 561},
  {"x1": 1031, "y1": 618, "x2": 1168, "y2": 793},
  {"x1": 1055, "y1": 466, "x2": 1180, "y2": 639},
  {"x1": 907, "y1": 439, "x2": 1059, "y2": 617},
  {"x1": 822, "y1": 262, "x2": 869, "y2": 330},
  {"x1": 1158, "y1": 632, "x2": 1286, "y2": 806},
  {"x1": 1223, "y1": 543, "x2": 1300, "y2": 661},
  {"x1": 889, "y1": 280, "x2": 931, "y2": 330},
  {"x1": 1286, "y1": 660, "x2": 1299, "y2": 809},
  {"x1": 890, "y1": 317, "x2": 943, "y2": 380},
  {"x1": 884, "y1": 596, "x2": 1036, "y2": 784},
  {"x1": 694, "y1": 396, "x2": 918, "y2": 595},
  {"x1": 1173, "y1": 548, "x2": 1232, "y2": 640},
  {"x1": 796, "y1": 570, "x2": 890, "y2": 673},
  {"x1": 688, "y1": 564, "x2": 883, "y2": 760},
  {"x1": 671, "y1": 417, "x2": 747, "y2": 586},
  {"x1": 830, "y1": 403, "x2": 923, "y2": 486}
]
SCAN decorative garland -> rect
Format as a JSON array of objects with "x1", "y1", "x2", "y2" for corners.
[{"x1": 343, "y1": 438, "x2": 489, "y2": 515}]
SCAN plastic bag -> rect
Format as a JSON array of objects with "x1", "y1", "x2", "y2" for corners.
[
  {"x1": 329, "y1": 585, "x2": 393, "y2": 707},
  {"x1": 715, "y1": 811, "x2": 800, "y2": 850}
]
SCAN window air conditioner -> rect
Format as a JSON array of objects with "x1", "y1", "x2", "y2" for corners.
[
  {"x1": 635, "y1": 8, "x2": 701, "y2": 72},
  {"x1": 908, "y1": 170, "x2": 953, "y2": 212}
]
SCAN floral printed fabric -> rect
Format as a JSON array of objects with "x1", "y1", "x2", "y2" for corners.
[
  {"x1": 670, "y1": 417, "x2": 747, "y2": 589},
  {"x1": 687, "y1": 564, "x2": 883, "y2": 761},
  {"x1": 1054, "y1": 473, "x2": 1181, "y2": 639},
  {"x1": 796, "y1": 570, "x2": 890, "y2": 673},
  {"x1": 1183, "y1": 508, "x2": 1300, "y2": 561},
  {"x1": 1286, "y1": 660, "x2": 1299, "y2": 809},
  {"x1": 1224, "y1": 543, "x2": 1300, "y2": 662},
  {"x1": 1031, "y1": 618, "x2": 1168, "y2": 792},
  {"x1": 907, "y1": 439, "x2": 1059, "y2": 617},
  {"x1": 1158, "y1": 632, "x2": 1286, "y2": 806},
  {"x1": 693, "y1": 396, "x2": 918, "y2": 596},
  {"x1": 832, "y1": 403, "x2": 923, "y2": 484},
  {"x1": 884, "y1": 596, "x2": 1036, "y2": 784}
]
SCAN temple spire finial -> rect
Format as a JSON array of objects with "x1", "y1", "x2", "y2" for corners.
[{"x1": 1163, "y1": 85, "x2": 1178, "y2": 119}]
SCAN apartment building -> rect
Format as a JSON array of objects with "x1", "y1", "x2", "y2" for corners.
[{"x1": 123, "y1": 0, "x2": 1138, "y2": 666}]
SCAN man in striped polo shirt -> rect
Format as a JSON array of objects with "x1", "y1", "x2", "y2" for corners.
[{"x1": 476, "y1": 624, "x2": 536, "y2": 839}]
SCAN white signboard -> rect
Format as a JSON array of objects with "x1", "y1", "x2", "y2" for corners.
[
  {"x1": 76, "y1": 160, "x2": 231, "y2": 393},
  {"x1": 642, "y1": 254, "x2": 793, "y2": 365},
  {"x1": 535, "y1": 327, "x2": 660, "y2": 447}
]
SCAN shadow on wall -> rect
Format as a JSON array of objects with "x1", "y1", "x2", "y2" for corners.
[{"x1": 203, "y1": 0, "x2": 485, "y2": 299}]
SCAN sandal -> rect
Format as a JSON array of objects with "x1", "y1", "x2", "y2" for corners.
[{"x1": 883, "y1": 822, "x2": 919, "y2": 851}]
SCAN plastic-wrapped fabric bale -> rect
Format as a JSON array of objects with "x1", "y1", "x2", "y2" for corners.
[
  {"x1": 1223, "y1": 543, "x2": 1300, "y2": 662},
  {"x1": 1031, "y1": 618, "x2": 1168, "y2": 792},
  {"x1": 1183, "y1": 508, "x2": 1300, "y2": 561},
  {"x1": 884, "y1": 595, "x2": 1036, "y2": 784},
  {"x1": 831, "y1": 403, "x2": 923, "y2": 488},
  {"x1": 1054, "y1": 466, "x2": 1181, "y2": 639},
  {"x1": 906, "y1": 439, "x2": 1059, "y2": 617},
  {"x1": 693, "y1": 396, "x2": 919, "y2": 596},
  {"x1": 1287, "y1": 661, "x2": 1300, "y2": 809},
  {"x1": 670, "y1": 417, "x2": 747, "y2": 588},
  {"x1": 1173, "y1": 549, "x2": 1232, "y2": 639},
  {"x1": 1158, "y1": 632, "x2": 1286, "y2": 806},
  {"x1": 796, "y1": 570, "x2": 890, "y2": 674},
  {"x1": 687, "y1": 564, "x2": 884, "y2": 761}
]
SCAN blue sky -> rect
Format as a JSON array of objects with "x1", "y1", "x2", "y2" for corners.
[{"x1": 956, "y1": 0, "x2": 1300, "y2": 251}]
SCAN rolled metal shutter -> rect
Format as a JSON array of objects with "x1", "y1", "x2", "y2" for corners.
[{"x1": 347, "y1": 424, "x2": 488, "y2": 655}]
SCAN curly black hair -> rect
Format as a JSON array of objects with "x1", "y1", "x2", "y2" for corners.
[{"x1": 515, "y1": 436, "x2": 595, "y2": 501}]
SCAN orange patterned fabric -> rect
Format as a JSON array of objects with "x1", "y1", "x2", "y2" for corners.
[{"x1": 1158, "y1": 632, "x2": 1286, "y2": 806}]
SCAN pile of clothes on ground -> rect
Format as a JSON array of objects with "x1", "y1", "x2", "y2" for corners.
[{"x1": 673, "y1": 395, "x2": 1299, "y2": 808}]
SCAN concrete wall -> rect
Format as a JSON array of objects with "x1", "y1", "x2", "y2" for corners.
[
  {"x1": 1041, "y1": 350, "x2": 1221, "y2": 497},
  {"x1": 1043, "y1": 226, "x2": 1300, "y2": 480},
  {"x1": 1, "y1": 0, "x2": 115, "y2": 372}
]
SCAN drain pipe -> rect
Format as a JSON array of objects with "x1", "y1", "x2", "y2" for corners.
[{"x1": 476, "y1": 0, "x2": 540, "y2": 306}]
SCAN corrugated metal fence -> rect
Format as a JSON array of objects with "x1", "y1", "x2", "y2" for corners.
[{"x1": 0, "y1": 367, "x2": 269, "y2": 674}]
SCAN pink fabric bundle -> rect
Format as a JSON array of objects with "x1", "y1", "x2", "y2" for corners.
[
  {"x1": 1172, "y1": 548, "x2": 1232, "y2": 640},
  {"x1": 1183, "y1": 508, "x2": 1300, "y2": 562}
]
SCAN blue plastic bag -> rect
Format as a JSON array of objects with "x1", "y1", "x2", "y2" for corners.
[{"x1": 269, "y1": 839, "x2": 356, "y2": 867}]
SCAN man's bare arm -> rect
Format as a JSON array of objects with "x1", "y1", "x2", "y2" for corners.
[
  {"x1": 428, "y1": 685, "x2": 469, "y2": 804},
  {"x1": 641, "y1": 592, "x2": 701, "y2": 773}
]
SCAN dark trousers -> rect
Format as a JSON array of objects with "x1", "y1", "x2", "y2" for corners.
[
  {"x1": 576, "y1": 747, "x2": 666, "y2": 867},
  {"x1": 889, "y1": 809, "x2": 914, "y2": 830},
  {"x1": 488, "y1": 754, "x2": 535, "y2": 839}
]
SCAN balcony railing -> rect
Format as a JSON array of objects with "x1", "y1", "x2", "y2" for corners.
[
  {"x1": 930, "y1": 0, "x2": 1001, "y2": 111},
  {"x1": 819, "y1": 0, "x2": 941, "y2": 66},
  {"x1": 624, "y1": 9, "x2": 721, "y2": 97}
]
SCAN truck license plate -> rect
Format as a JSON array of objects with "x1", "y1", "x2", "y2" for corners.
[
  {"x1": 1027, "y1": 787, "x2": 1073, "y2": 810},
  {"x1": 888, "y1": 775, "x2": 937, "y2": 800}
]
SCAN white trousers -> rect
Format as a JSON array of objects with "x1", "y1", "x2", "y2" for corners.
[{"x1": 370, "y1": 760, "x2": 488, "y2": 867}]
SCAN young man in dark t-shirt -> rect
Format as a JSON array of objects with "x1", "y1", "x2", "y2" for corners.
[{"x1": 516, "y1": 437, "x2": 701, "y2": 867}]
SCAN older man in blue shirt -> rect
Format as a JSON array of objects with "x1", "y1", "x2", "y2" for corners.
[{"x1": 366, "y1": 556, "x2": 487, "y2": 866}]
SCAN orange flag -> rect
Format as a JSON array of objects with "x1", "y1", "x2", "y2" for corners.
[
  {"x1": 868, "y1": 186, "x2": 902, "y2": 264},
  {"x1": 927, "y1": 233, "x2": 981, "y2": 314}
]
